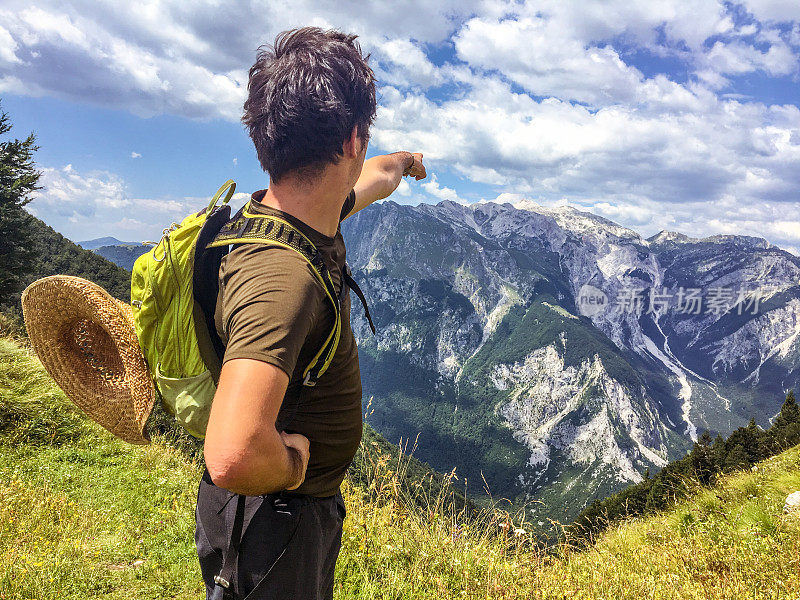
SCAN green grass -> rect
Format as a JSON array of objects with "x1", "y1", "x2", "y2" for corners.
[
  {"x1": 1, "y1": 335, "x2": 799, "y2": 599},
  {"x1": 0, "y1": 337, "x2": 202, "y2": 598}
]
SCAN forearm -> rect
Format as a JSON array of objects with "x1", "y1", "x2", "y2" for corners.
[
  {"x1": 366, "y1": 152, "x2": 414, "y2": 200},
  {"x1": 206, "y1": 427, "x2": 302, "y2": 496},
  {"x1": 347, "y1": 151, "x2": 425, "y2": 218}
]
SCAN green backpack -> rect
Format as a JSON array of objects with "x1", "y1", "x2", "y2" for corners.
[{"x1": 130, "y1": 180, "x2": 366, "y2": 438}]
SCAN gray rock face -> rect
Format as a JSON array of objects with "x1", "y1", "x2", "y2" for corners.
[{"x1": 342, "y1": 200, "x2": 800, "y2": 520}]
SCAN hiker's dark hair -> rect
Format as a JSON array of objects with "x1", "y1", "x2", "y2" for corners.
[{"x1": 243, "y1": 27, "x2": 377, "y2": 183}]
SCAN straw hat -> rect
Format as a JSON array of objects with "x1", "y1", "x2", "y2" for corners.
[{"x1": 21, "y1": 275, "x2": 156, "y2": 445}]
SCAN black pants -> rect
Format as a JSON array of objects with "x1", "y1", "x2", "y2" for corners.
[{"x1": 195, "y1": 470, "x2": 345, "y2": 599}]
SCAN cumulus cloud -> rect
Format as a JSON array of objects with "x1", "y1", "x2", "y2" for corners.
[
  {"x1": 578, "y1": 195, "x2": 800, "y2": 253},
  {"x1": 0, "y1": 0, "x2": 479, "y2": 118},
  {"x1": 0, "y1": 3, "x2": 247, "y2": 119},
  {"x1": 738, "y1": 0, "x2": 800, "y2": 23},
  {"x1": 375, "y1": 78, "x2": 798, "y2": 200},
  {"x1": 699, "y1": 38, "x2": 797, "y2": 80},
  {"x1": 34, "y1": 164, "x2": 128, "y2": 216},
  {"x1": 453, "y1": 16, "x2": 646, "y2": 106},
  {"x1": 371, "y1": 38, "x2": 445, "y2": 90},
  {"x1": 28, "y1": 164, "x2": 229, "y2": 241},
  {"x1": 4, "y1": 0, "x2": 800, "y2": 252},
  {"x1": 421, "y1": 176, "x2": 465, "y2": 204}
]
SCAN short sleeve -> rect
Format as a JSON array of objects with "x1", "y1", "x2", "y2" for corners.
[
  {"x1": 340, "y1": 189, "x2": 356, "y2": 222},
  {"x1": 219, "y1": 245, "x2": 324, "y2": 378}
]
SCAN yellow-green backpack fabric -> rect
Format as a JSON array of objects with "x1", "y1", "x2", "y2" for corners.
[{"x1": 131, "y1": 181, "x2": 237, "y2": 438}]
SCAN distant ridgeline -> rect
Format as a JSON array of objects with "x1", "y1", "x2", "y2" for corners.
[
  {"x1": 8, "y1": 214, "x2": 131, "y2": 309},
  {"x1": 568, "y1": 390, "x2": 800, "y2": 544},
  {"x1": 78, "y1": 237, "x2": 149, "y2": 271}
]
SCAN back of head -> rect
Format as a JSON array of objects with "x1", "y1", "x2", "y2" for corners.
[{"x1": 243, "y1": 27, "x2": 377, "y2": 183}]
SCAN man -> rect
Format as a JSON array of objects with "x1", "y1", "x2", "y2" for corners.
[{"x1": 195, "y1": 27, "x2": 427, "y2": 599}]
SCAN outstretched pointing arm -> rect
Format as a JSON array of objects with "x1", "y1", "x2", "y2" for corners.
[{"x1": 344, "y1": 151, "x2": 427, "y2": 219}]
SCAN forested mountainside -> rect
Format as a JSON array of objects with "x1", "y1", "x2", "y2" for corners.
[
  {"x1": 5, "y1": 213, "x2": 132, "y2": 309},
  {"x1": 342, "y1": 199, "x2": 800, "y2": 521},
  {"x1": 77, "y1": 237, "x2": 138, "y2": 250},
  {"x1": 89, "y1": 243, "x2": 149, "y2": 271},
  {"x1": 571, "y1": 390, "x2": 800, "y2": 542}
]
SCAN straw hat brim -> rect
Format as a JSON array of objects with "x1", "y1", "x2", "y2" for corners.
[{"x1": 21, "y1": 275, "x2": 156, "y2": 445}]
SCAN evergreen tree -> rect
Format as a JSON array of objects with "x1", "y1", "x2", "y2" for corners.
[
  {"x1": 773, "y1": 390, "x2": 799, "y2": 429},
  {"x1": 722, "y1": 444, "x2": 749, "y2": 473},
  {"x1": 727, "y1": 418, "x2": 761, "y2": 465},
  {"x1": 770, "y1": 390, "x2": 800, "y2": 451},
  {"x1": 711, "y1": 434, "x2": 726, "y2": 465},
  {"x1": 0, "y1": 102, "x2": 40, "y2": 308},
  {"x1": 644, "y1": 475, "x2": 668, "y2": 513},
  {"x1": 689, "y1": 431, "x2": 716, "y2": 484}
]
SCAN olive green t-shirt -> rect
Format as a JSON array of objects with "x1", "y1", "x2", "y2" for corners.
[{"x1": 213, "y1": 188, "x2": 362, "y2": 497}]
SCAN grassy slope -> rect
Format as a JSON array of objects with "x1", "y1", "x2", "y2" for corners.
[
  {"x1": 0, "y1": 336, "x2": 202, "y2": 598},
  {"x1": 1, "y1": 335, "x2": 799, "y2": 599}
]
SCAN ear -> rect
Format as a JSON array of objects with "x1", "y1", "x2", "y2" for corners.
[{"x1": 343, "y1": 125, "x2": 360, "y2": 158}]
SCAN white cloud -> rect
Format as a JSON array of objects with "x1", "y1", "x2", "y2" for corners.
[
  {"x1": 0, "y1": 0, "x2": 480, "y2": 118},
  {"x1": 700, "y1": 39, "x2": 797, "y2": 78},
  {"x1": 374, "y1": 74, "x2": 800, "y2": 245},
  {"x1": 395, "y1": 178, "x2": 412, "y2": 196},
  {"x1": 490, "y1": 0, "x2": 733, "y2": 51},
  {"x1": 130, "y1": 151, "x2": 141, "y2": 158},
  {"x1": 739, "y1": 0, "x2": 800, "y2": 23},
  {"x1": 35, "y1": 164, "x2": 128, "y2": 214},
  {"x1": 583, "y1": 194, "x2": 800, "y2": 252},
  {"x1": 371, "y1": 38, "x2": 444, "y2": 89},
  {"x1": 28, "y1": 164, "x2": 220, "y2": 241},
  {"x1": 0, "y1": 2, "x2": 247, "y2": 119},
  {"x1": 0, "y1": 1, "x2": 794, "y2": 117},
  {"x1": 421, "y1": 175, "x2": 464, "y2": 203},
  {"x1": 454, "y1": 16, "x2": 646, "y2": 106},
  {"x1": 3, "y1": 0, "x2": 800, "y2": 252},
  {"x1": 0, "y1": 25, "x2": 21, "y2": 65}
]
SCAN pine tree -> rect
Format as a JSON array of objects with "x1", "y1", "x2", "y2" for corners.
[
  {"x1": 722, "y1": 443, "x2": 749, "y2": 472},
  {"x1": 773, "y1": 390, "x2": 799, "y2": 428},
  {"x1": 711, "y1": 434, "x2": 726, "y2": 466},
  {"x1": 0, "y1": 101, "x2": 40, "y2": 308},
  {"x1": 690, "y1": 430, "x2": 716, "y2": 484},
  {"x1": 770, "y1": 390, "x2": 800, "y2": 451},
  {"x1": 644, "y1": 475, "x2": 668, "y2": 513}
]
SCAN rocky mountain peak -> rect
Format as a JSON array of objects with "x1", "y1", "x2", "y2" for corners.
[{"x1": 341, "y1": 200, "x2": 800, "y2": 521}]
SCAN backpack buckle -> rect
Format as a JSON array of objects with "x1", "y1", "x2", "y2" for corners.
[
  {"x1": 214, "y1": 574, "x2": 231, "y2": 589},
  {"x1": 302, "y1": 372, "x2": 317, "y2": 387}
]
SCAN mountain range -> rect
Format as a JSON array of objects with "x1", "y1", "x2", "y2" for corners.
[
  {"x1": 340, "y1": 199, "x2": 800, "y2": 522},
  {"x1": 78, "y1": 237, "x2": 149, "y2": 270},
  {"x1": 77, "y1": 236, "x2": 138, "y2": 249}
]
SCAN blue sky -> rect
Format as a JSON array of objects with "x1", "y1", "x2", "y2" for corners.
[{"x1": 1, "y1": 1, "x2": 799, "y2": 251}]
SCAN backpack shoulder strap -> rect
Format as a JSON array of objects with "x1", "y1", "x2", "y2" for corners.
[{"x1": 206, "y1": 204, "x2": 341, "y2": 387}]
